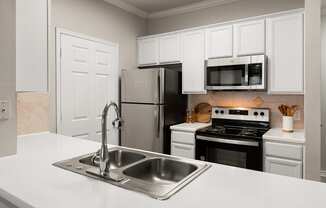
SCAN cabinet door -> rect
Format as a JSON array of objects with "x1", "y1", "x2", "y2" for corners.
[
  {"x1": 181, "y1": 30, "x2": 206, "y2": 94},
  {"x1": 137, "y1": 37, "x2": 159, "y2": 66},
  {"x1": 16, "y1": 0, "x2": 48, "y2": 92},
  {"x1": 159, "y1": 34, "x2": 180, "y2": 64},
  {"x1": 264, "y1": 156, "x2": 302, "y2": 178},
  {"x1": 171, "y1": 143, "x2": 195, "y2": 159},
  {"x1": 234, "y1": 19, "x2": 265, "y2": 56},
  {"x1": 266, "y1": 13, "x2": 304, "y2": 94},
  {"x1": 206, "y1": 25, "x2": 233, "y2": 59}
]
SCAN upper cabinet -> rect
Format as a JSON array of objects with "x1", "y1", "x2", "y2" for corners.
[
  {"x1": 234, "y1": 19, "x2": 265, "y2": 56},
  {"x1": 137, "y1": 37, "x2": 159, "y2": 66},
  {"x1": 206, "y1": 25, "x2": 233, "y2": 59},
  {"x1": 16, "y1": 0, "x2": 48, "y2": 92},
  {"x1": 138, "y1": 34, "x2": 181, "y2": 66},
  {"x1": 181, "y1": 30, "x2": 206, "y2": 94},
  {"x1": 137, "y1": 10, "x2": 304, "y2": 95},
  {"x1": 266, "y1": 13, "x2": 304, "y2": 94},
  {"x1": 159, "y1": 33, "x2": 180, "y2": 64}
]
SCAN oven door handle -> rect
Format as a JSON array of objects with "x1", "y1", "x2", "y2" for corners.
[{"x1": 196, "y1": 135, "x2": 259, "y2": 147}]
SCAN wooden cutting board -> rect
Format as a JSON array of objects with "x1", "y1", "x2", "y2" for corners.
[{"x1": 194, "y1": 103, "x2": 212, "y2": 123}]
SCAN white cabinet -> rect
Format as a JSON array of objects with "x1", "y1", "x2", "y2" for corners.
[
  {"x1": 159, "y1": 34, "x2": 180, "y2": 64},
  {"x1": 263, "y1": 138, "x2": 304, "y2": 179},
  {"x1": 266, "y1": 13, "x2": 304, "y2": 94},
  {"x1": 206, "y1": 25, "x2": 233, "y2": 59},
  {"x1": 137, "y1": 37, "x2": 159, "y2": 66},
  {"x1": 170, "y1": 123, "x2": 211, "y2": 159},
  {"x1": 171, "y1": 143, "x2": 195, "y2": 159},
  {"x1": 234, "y1": 19, "x2": 265, "y2": 56},
  {"x1": 181, "y1": 30, "x2": 206, "y2": 94},
  {"x1": 171, "y1": 130, "x2": 196, "y2": 159},
  {"x1": 265, "y1": 156, "x2": 302, "y2": 178},
  {"x1": 16, "y1": 0, "x2": 48, "y2": 92}
]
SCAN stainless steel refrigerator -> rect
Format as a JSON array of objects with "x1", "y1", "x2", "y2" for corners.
[{"x1": 120, "y1": 66, "x2": 187, "y2": 154}]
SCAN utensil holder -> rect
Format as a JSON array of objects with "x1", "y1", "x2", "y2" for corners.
[{"x1": 282, "y1": 116, "x2": 294, "y2": 132}]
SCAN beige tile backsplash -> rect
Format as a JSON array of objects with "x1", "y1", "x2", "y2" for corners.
[
  {"x1": 17, "y1": 92, "x2": 49, "y2": 136},
  {"x1": 16, "y1": 91, "x2": 304, "y2": 135},
  {"x1": 190, "y1": 92, "x2": 304, "y2": 129}
]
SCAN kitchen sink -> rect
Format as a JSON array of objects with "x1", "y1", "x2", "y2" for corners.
[
  {"x1": 53, "y1": 146, "x2": 210, "y2": 200},
  {"x1": 123, "y1": 158, "x2": 198, "y2": 185},
  {"x1": 79, "y1": 149, "x2": 145, "y2": 169}
]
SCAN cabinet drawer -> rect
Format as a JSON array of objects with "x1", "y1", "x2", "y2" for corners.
[
  {"x1": 264, "y1": 156, "x2": 302, "y2": 178},
  {"x1": 171, "y1": 131, "x2": 195, "y2": 145},
  {"x1": 264, "y1": 142, "x2": 302, "y2": 160},
  {"x1": 171, "y1": 143, "x2": 195, "y2": 159}
]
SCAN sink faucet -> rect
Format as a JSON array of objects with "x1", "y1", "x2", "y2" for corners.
[{"x1": 99, "y1": 102, "x2": 122, "y2": 176}]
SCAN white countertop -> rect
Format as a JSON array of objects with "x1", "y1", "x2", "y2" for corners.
[
  {"x1": 170, "y1": 122, "x2": 211, "y2": 132},
  {"x1": 263, "y1": 128, "x2": 305, "y2": 144},
  {"x1": 0, "y1": 133, "x2": 325, "y2": 208}
]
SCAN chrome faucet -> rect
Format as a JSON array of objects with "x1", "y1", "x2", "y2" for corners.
[{"x1": 99, "y1": 102, "x2": 122, "y2": 176}]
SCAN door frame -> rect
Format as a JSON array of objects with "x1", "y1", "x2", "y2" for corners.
[{"x1": 55, "y1": 28, "x2": 120, "y2": 134}]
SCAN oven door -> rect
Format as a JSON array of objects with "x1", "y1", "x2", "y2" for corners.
[{"x1": 196, "y1": 135, "x2": 262, "y2": 171}]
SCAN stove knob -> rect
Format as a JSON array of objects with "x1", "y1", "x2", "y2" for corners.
[
  {"x1": 260, "y1": 112, "x2": 265, "y2": 116},
  {"x1": 254, "y1": 112, "x2": 259, "y2": 116},
  {"x1": 220, "y1": 110, "x2": 224, "y2": 114},
  {"x1": 215, "y1": 110, "x2": 219, "y2": 114}
]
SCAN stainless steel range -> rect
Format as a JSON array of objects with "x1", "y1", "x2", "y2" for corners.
[{"x1": 196, "y1": 107, "x2": 270, "y2": 171}]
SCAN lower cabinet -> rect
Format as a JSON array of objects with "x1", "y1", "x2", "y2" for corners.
[
  {"x1": 171, "y1": 143, "x2": 195, "y2": 159},
  {"x1": 264, "y1": 156, "x2": 302, "y2": 178},
  {"x1": 171, "y1": 130, "x2": 196, "y2": 159},
  {"x1": 263, "y1": 141, "x2": 304, "y2": 178}
]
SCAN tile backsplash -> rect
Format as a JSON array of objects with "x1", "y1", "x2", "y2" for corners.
[
  {"x1": 190, "y1": 92, "x2": 304, "y2": 129},
  {"x1": 17, "y1": 92, "x2": 49, "y2": 136}
]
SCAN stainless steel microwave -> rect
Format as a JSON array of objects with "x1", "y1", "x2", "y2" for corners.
[{"x1": 205, "y1": 55, "x2": 266, "y2": 90}]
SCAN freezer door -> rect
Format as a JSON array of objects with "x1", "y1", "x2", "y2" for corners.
[
  {"x1": 121, "y1": 69, "x2": 163, "y2": 104},
  {"x1": 121, "y1": 103, "x2": 164, "y2": 153}
]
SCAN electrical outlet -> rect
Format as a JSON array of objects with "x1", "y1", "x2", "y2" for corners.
[
  {"x1": 294, "y1": 110, "x2": 301, "y2": 121},
  {"x1": 0, "y1": 100, "x2": 10, "y2": 120}
]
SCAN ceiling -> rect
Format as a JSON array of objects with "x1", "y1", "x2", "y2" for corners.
[
  {"x1": 104, "y1": 0, "x2": 241, "y2": 19},
  {"x1": 121, "y1": 0, "x2": 205, "y2": 13}
]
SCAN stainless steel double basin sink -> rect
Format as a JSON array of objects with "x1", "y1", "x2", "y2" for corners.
[{"x1": 53, "y1": 146, "x2": 210, "y2": 200}]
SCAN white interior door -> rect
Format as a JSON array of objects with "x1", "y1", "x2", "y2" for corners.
[{"x1": 58, "y1": 31, "x2": 119, "y2": 144}]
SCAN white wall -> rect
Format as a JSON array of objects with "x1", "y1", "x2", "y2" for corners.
[
  {"x1": 0, "y1": 0, "x2": 17, "y2": 156},
  {"x1": 147, "y1": 0, "x2": 304, "y2": 34},
  {"x1": 304, "y1": 0, "x2": 321, "y2": 181},
  {"x1": 321, "y1": 15, "x2": 326, "y2": 174},
  {"x1": 49, "y1": 0, "x2": 147, "y2": 132}
]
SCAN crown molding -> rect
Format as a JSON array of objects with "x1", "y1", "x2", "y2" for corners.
[
  {"x1": 104, "y1": 0, "x2": 148, "y2": 18},
  {"x1": 104, "y1": 0, "x2": 241, "y2": 19},
  {"x1": 148, "y1": 0, "x2": 241, "y2": 19}
]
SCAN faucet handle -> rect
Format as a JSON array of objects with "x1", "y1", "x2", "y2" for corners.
[{"x1": 112, "y1": 118, "x2": 123, "y2": 129}]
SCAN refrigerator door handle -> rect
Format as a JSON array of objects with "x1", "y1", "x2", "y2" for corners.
[
  {"x1": 154, "y1": 106, "x2": 160, "y2": 138},
  {"x1": 157, "y1": 72, "x2": 161, "y2": 104}
]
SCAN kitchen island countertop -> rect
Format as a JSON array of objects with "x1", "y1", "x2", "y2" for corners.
[{"x1": 0, "y1": 133, "x2": 325, "y2": 208}]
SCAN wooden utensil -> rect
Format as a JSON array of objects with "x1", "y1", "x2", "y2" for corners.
[{"x1": 278, "y1": 104, "x2": 298, "y2": 116}]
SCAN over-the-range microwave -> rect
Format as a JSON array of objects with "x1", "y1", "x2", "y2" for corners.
[{"x1": 205, "y1": 55, "x2": 267, "y2": 91}]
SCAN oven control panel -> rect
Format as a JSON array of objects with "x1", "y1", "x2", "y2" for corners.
[{"x1": 212, "y1": 107, "x2": 270, "y2": 122}]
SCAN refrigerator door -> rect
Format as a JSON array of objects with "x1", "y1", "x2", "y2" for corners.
[
  {"x1": 121, "y1": 69, "x2": 163, "y2": 104},
  {"x1": 121, "y1": 103, "x2": 164, "y2": 153}
]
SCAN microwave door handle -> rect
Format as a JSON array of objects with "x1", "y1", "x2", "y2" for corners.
[{"x1": 245, "y1": 64, "x2": 249, "y2": 85}]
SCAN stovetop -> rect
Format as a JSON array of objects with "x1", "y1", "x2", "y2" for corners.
[
  {"x1": 196, "y1": 107, "x2": 271, "y2": 140},
  {"x1": 197, "y1": 125, "x2": 269, "y2": 140}
]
